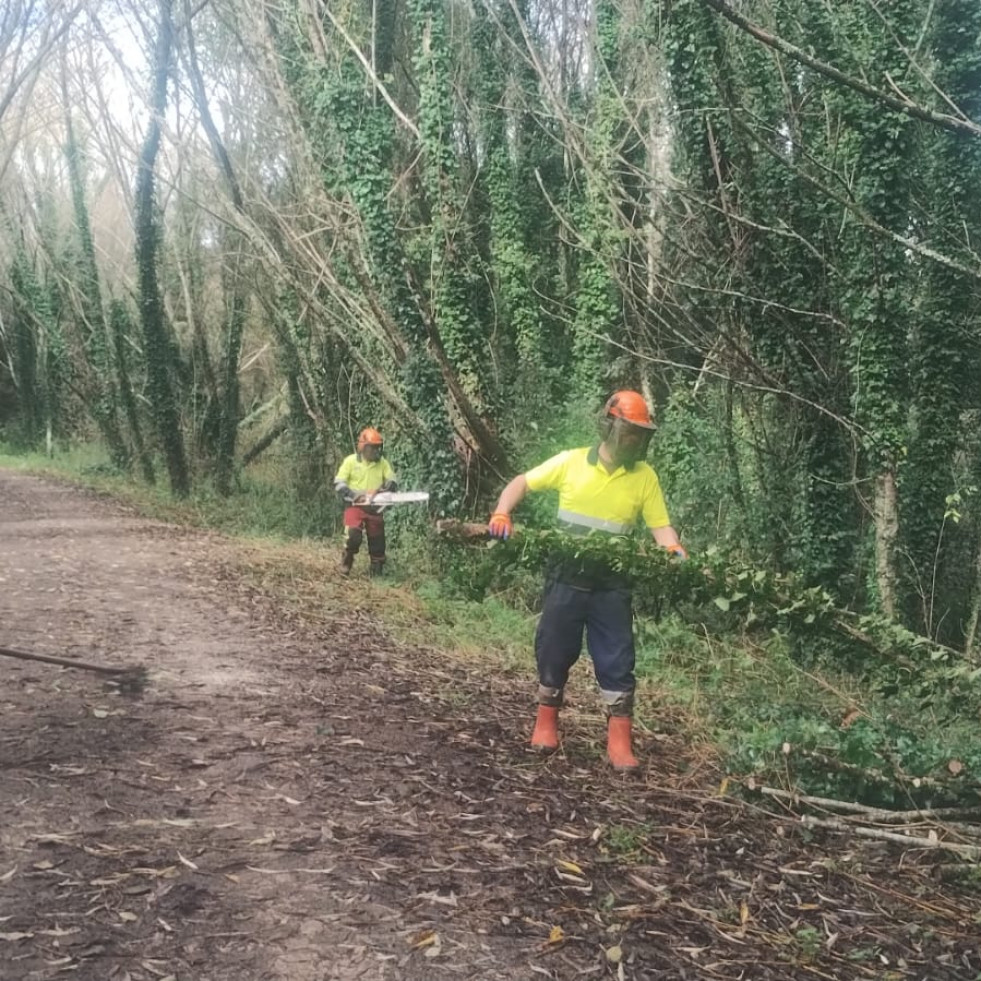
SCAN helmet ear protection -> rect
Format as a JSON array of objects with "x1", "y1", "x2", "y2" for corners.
[
  {"x1": 357, "y1": 427, "x2": 384, "y2": 456},
  {"x1": 602, "y1": 390, "x2": 656, "y2": 429},
  {"x1": 598, "y1": 391, "x2": 655, "y2": 468}
]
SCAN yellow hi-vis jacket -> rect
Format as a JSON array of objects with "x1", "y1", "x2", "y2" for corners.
[
  {"x1": 525, "y1": 446, "x2": 670, "y2": 534},
  {"x1": 334, "y1": 453, "x2": 396, "y2": 494}
]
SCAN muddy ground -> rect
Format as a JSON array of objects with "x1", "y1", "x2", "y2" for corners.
[{"x1": 1, "y1": 470, "x2": 978, "y2": 981}]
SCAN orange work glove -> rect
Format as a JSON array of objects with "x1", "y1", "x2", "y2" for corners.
[
  {"x1": 488, "y1": 512, "x2": 513, "y2": 540},
  {"x1": 664, "y1": 543, "x2": 688, "y2": 561}
]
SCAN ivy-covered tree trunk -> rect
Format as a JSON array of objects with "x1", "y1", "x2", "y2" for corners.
[
  {"x1": 410, "y1": 0, "x2": 487, "y2": 409},
  {"x1": 9, "y1": 253, "x2": 68, "y2": 453},
  {"x1": 472, "y1": 0, "x2": 552, "y2": 423},
  {"x1": 213, "y1": 247, "x2": 247, "y2": 497},
  {"x1": 64, "y1": 110, "x2": 131, "y2": 471},
  {"x1": 828, "y1": 4, "x2": 918, "y2": 619},
  {"x1": 183, "y1": 4, "x2": 248, "y2": 497},
  {"x1": 109, "y1": 300, "x2": 156, "y2": 485},
  {"x1": 134, "y1": 0, "x2": 190, "y2": 497},
  {"x1": 273, "y1": 294, "x2": 325, "y2": 498},
  {"x1": 569, "y1": 0, "x2": 627, "y2": 403},
  {"x1": 8, "y1": 286, "x2": 41, "y2": 449},
  {"x1": 902, "y1": 0, "x2": 981, "y2": 642}
]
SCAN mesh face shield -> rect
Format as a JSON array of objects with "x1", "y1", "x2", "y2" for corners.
[
  {"x1": 605, "y1": 416, "x2": 653, "y2": 467},
  {"x1": 361, "y1": 442, "x2": 383, "y2": 462}
]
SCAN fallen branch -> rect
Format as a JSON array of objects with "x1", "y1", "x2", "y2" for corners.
[
  {"x1": 241, "y1": 418, "x2": 289, "y2": 467},
  {"x1": 799, "y1": 815, "x2": 981, "y2": 860},
  {"x1": 0, "y1": 644, "x2": 147, "y2": 693},
  {"x1": 758, "y1": 786, "x2": 981, "y2": 824},
  {"x1": 435, "y1": 519, "x2": 490, "y2": 540}
]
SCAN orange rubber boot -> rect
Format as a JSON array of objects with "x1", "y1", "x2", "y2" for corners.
[
  {"x1": 530, "y1": 705, "x2": 559, "y2": 752},
  {"x1": 607, "y1": 716, "x2": 638, "y2": 772}
]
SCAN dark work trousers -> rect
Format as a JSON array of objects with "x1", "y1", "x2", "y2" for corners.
[
  {"x1": 343, "y1": 506, "x2": 386, "y2": 562},
  {"x1": 534, "y1": 577, "x2": 636, "y2": 695}
]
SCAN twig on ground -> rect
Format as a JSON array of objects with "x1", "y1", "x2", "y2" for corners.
[
  {"x1": 758, "y1": 786, "x2": 981, "y2": 824},
  {"x1": 799, "y1": 815, "x2": 981, "y2": 859}
]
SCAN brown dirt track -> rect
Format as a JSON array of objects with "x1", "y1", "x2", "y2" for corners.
[{"x1": 1, "y1": 469, "x2": 979, "y2": 981}]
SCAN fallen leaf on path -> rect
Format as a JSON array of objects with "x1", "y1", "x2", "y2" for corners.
[
  {"x1": 416, "y1": 891, "x2": 458, "y2": 906},
  {"x1": 245, "y1": 866, "x2": 334, "y2": 874},
  {"x1": 548, "y1": 925, "x2": 564, "y2": 944}
]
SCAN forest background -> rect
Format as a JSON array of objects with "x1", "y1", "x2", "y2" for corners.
[{"x1": 2, "y1": 0, "x2": 981, "y2": 809}]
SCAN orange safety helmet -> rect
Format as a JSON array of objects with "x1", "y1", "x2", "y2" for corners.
[
  {"x1": 357, "y1": 427, "x2": 384, "y2": 454},
  {"x1": 603, "y1": 390, "x2": 655, "y2": 430}
]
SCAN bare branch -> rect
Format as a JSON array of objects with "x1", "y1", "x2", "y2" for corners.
[{"x1": 699, "y1": 0, "x2": 981, "y2": 138}]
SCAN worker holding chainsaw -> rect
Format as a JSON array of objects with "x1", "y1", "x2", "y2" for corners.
[
  {"x1": 334, "y1": 427, "x2": 398, "y2": 577},
  {"x1": 488, "y1": 390, "x2": 686, "y2": 772}
]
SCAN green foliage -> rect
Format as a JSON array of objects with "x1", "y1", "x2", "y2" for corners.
[
  {"x1": 603, "y1": 823, "x2": 654, "y2": 859},
  {"x1": 286, "y1": 48, "x2": 466, "y2": 510},
  {"x1": 461, "y1": 528, "x2": 981, "y2": 805},
  {"x1": 7, "y1": 251, "x2": 70, "y2": 451}
]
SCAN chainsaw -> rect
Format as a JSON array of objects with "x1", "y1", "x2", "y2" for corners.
[{"x1": 353, "y1": 490, "x2": 430, "y2": 510}]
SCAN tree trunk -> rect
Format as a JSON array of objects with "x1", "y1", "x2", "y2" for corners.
[
  {"x1": 109, "y1": 300, "x2": 155, "y2": 485},
  {"x1": 214, "y1": 264, "x2": 246, "y2": 496},
  {"x1": 874, "y1": 468, "x2": 899, "y2": 618},
  {"x1": 63, "y1": 101, "x2": 130, "y2": 470},
  {"x1": 134, "y1": 0, "x2": 190, "y2": 497}
]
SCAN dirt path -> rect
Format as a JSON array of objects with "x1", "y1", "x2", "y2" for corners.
[{"x1": 1, "y1": 471, "x2": 978, "y2": 981}]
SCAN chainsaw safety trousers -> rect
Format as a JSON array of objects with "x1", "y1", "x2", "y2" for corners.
[
  {"x1": 535, "y1": 578, "x2": 635, "y2": 697},
  {"x1": 343, "y1": 505, "x2": 386, "y2": 568},
  {"x1": 530, "y1": 705, "x2": 559, "y2": 751},
  {"x1": 607, "y1": 715, "x2": 639, "y2": 771}
]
